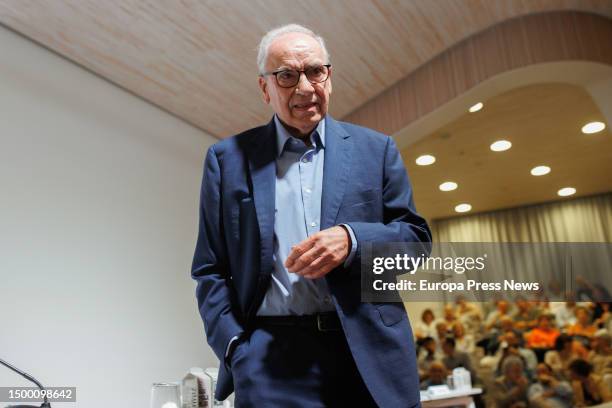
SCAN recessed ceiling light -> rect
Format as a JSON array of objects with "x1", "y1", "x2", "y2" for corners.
[
  {"x1": 558, "y1": 187, "x2": 576, "y2": 197},
  {"x1": 531, "y1": 165, "x2": 551, "y2": 176},
  {"x1": 469, "y1": 102, "x2": 483, "y2": 113},
  {"x1": 455, "y1": 203, "x2": 472, "y2": 213},
  {"x1": 439, "y1": 181, "x2": 458, "y2": 191},
  {"x1": 490, "y1": 140, "x2": 512, "y2": 152},
  {"x1": 416, "y1": 154, "x2": 436, "y2": 166},
  {"x1": 581, "y1": 121, "x2": 606, "y2": 134}
]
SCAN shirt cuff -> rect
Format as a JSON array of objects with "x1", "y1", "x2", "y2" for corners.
[
  {"x1": 340, "y1": 223, "x2": 357, "y2": 268},
  {"x1": 224, "y1": 335, "x2": 241, "y2": 370},
  {"x1": 225, "y1": 335, "x2": 240, "y2": 358}
]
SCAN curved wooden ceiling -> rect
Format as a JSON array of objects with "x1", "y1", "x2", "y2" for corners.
[{"x1": 1, "y1": 1, "x2": 611, "y2": 138}]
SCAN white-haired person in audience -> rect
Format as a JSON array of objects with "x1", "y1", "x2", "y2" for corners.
[
  {"x1": 452, "y1": 321, "x2": 476, "y2": 354},
  {"x1": 527, "y1": 362, "x2": 574, "y2": 408},
  {"x1": 454, "y1": 295, "x2": 484, "y2": 335},
  {"x1": 442, "y1": 303, "x2": 458, "y2": 327},
  {"x1": 549, "y1": 294, "x2": 578, "y2": 330},
  {"x1": 491, "y1": 355, "x2": 530, "y2": 408}
]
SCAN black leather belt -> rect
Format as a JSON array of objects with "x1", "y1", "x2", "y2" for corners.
[{"x1": 254, "y1": 312, "x2": 342, "y2": 332}]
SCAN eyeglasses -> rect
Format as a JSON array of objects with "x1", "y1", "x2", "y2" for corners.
[{"x1": 261, "y1": 64, "x2": 331, "y2": 88}]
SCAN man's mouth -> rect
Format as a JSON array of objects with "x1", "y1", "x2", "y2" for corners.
[{"x1": 293, "y1": 102, "x2": 318, "y2": 109}]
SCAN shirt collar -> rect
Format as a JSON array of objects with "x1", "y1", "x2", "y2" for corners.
[{"x1": 274, "y1": 115, "x2": 326, "y2": 158}]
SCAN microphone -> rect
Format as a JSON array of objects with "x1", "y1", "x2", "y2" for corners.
[{"x1": 0, "y1": 358, "x2": 51, "y2": 408}]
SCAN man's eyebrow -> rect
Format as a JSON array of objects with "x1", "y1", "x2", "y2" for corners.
[{"x1": 273, "y1": 62, "x2": 325, "y2": 72}]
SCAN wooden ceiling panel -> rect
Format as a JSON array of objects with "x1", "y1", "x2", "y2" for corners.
[{"x1": 1, "y1": 1, "x2": 611, "y2": 138}]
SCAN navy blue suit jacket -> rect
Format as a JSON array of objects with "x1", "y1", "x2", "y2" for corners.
[{"x1": 192, "y1": 116, "x2": 431, "y2": 407}]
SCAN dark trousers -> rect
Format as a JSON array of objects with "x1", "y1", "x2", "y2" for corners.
[{"x1": 230, "y1": 324, "x2": 378, "y2": 407}]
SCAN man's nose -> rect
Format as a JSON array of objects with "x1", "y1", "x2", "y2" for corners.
[{"x1": 295, "y1": 72, "x2": 315, "y2": 94}]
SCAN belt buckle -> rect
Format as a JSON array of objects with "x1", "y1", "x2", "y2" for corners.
[
  {"x1": 317, "y1": 313, "x2": 327, "y2": 332},
  {"x1": 316, "y1": 314, "x2": 333, "y2": 332}
]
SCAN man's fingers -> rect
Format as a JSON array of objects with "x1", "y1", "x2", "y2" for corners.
[
  {"x1": 302, "y1": 259, "x2": 333, "y2": 279},
  {"x1": 284, "y1": 237, "x2": 315, "y2": 268},
  {"x1": 295, "y1": 256, "x2": 329, "y2": 277},
  {"x1": 288, "y1": 242, "x2": 325, "y2": 273}
]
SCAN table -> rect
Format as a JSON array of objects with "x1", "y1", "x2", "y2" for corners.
[{"x1": 420, "y1": 387, "x2": 482, "y2": 408}]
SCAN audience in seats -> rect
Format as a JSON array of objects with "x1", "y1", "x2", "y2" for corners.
[{"x1": 414, "y1": 293, "x2": 612, "y2": 407}]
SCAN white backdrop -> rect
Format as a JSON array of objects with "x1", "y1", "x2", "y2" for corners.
[{"x1": 0, "y1": 26, "x2": 218, "y2": 407}]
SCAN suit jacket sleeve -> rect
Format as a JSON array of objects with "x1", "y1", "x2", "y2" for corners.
[
  {"x1": 345, "y1": 136, "x2": 432, "y2": 272},
  {"x1": 191, "y1": 145, "x2": 244, "y2": 361}
]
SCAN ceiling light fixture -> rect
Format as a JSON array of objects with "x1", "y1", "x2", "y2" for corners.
[
  {"x1": 439, "y1": 181, "x2": 458, "y2": 191},
  {"x1": 469, "y1": 102, "x2": 483, "y2": 113},
  {"x1": 530, "y1": 165, "x2": 551, "y2": 176},
  {"x1": 581, "y1": 121, "x2": 606, "y2": 134},
  {"x1": 490, "y1": 140, "x2": 512, "y2": 152},
  {"x1": 455, "y1": 203, "x2": 472, "y2": 213},
  {"x1": 416, "y1": 154, "x2": 436, "y2": 166},
  {"x1": 558, "y1": 187, "x2": 576, "y2": 197}
]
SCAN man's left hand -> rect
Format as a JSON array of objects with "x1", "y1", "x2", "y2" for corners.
[{"x1": 285, "y1": 226, "x2": 350, "y2": 279}]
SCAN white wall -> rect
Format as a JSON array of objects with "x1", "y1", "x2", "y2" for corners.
[{"x1": 0, "y1": 26, "x2": 219, "y2": 407}]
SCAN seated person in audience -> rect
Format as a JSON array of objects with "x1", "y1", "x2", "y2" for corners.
[
  {"x1": 435, "y1": 321, "x2": 450, "y2": 346},
  {"x1": 545, "y1": 334, "x2": 584, "y2": 380},
  {"x1": 575, "y1": 275, "x2": 611, "y2": 304},
  {"x1": 568, "y1": 358, "x2": 612, "y2": 406},
  {"x1": 418, "y1": 336, "x2": 441, "y2": 379},
  {"x1": 443, "y1": 304, "x2": 457, "y2": 326},
  {"x1": 414, "y1": 308, "x2": 437, "y2": 340},
  {"x1": 479, "y1": 316, "x2": 519, "y2": 357},
  {"x1": 420, "y1": 361, "x2": 448, "y2": 390},
  {"x1": 491, "y1": 356, "x2": 530, "y2": 408},
  {"x1": 502, "y1": 330, "x2": 538, "y2": 375},
  {"x1": 454, "y1": 295, "x2": 483, "y2": 335},
  {"x1": 452, "y1": 321, "x2": 475, "y2": 354},
  {"x1": 513, "y1": 296, "x2": 541, "y2": 333},
  {"x1": 485, "y1": 299, "x2": 512, "y2": 331},
  {"x1": 593, "y1": 302, "x2": 610, "y2": 329},
  {"x1": 550, "y1": 294, "x2": 577, "y2": 330},
  {"x1": 588, "y1": 331, "x2": 612, "y2": 376},
  {"x1": 527, "y1": 362, "x2": 574, "y2": 408},
  {"x1": 441, "y1": 337, "x2": 478, "y2": 385},
  {"x1": 525, "y1": 314, "x2": 560, "y2": 350},
  {"x1": 481, "y1": 329, "x2": 532, "y2": 373},
  {"x1": 567, "y1": 306, "x2": 598, "y2": 338}
]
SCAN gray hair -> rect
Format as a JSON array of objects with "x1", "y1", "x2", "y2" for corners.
[
  {"x1": 501, "y1": 356, "x2": 524, "y2": 374},
  {"x1": 257, "y1": 24, "x2": 330, "y2": 74}
]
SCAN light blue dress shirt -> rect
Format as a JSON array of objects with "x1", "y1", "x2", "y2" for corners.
[
  {"x1": 226, "y1": 115, "x2": 358, "y2": 357},
  {"x1": 256, "y1": 115, "x2": 357, "y2": 316}
]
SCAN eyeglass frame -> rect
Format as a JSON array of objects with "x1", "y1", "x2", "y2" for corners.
[{"x1": 260, "y1": 64, "x2": 332, "y2": 88}]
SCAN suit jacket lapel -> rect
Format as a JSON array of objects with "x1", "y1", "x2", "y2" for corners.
[
  {"x1": 321, "y1": 116, "x2": 353, "y2": 229},
  {"x1": 247, "y1": 118, "x2": 276, "y2": 279}
]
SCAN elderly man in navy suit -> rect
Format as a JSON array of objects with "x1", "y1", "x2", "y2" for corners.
[{"x1": 192, "y1": 23, "x2": 431, "y2": 407}]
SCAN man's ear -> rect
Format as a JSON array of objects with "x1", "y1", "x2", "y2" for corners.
[
  {"x1": 327, "y1": 66, "x2": 332, "y2": 95},
  {"x1": 258, "y1": 76, "x2": 270, "y2": 104}
]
